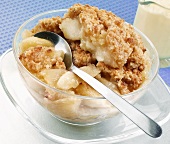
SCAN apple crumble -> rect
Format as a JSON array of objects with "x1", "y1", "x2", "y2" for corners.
[
  {"x1": 20, "y1": 3, "x2": 150, "y2": 95},
  {"x1": 18, "y1": 4, "x2": 151, "y2": 122}
]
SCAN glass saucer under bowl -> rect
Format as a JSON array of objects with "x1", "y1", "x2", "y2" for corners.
[{"x1": 0, "y1": 49, "x2": 170, "y2": 144}]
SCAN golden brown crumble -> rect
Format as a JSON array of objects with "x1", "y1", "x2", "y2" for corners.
[
  {"x1": 96, "y1": 60, "x2": 144, "y2": 94},
  {"x1": 19, "y1": 46, "x2": 66, "y2": 74},
  {"x1": 31, "y1": 16, "x2": 62, "y2": 34},
  {"x1": 61, "y1": 4, "x2": 146, "y2": 69},
  {"x1": 68, "y1": 40, "x2": 96, "y2": 67}
]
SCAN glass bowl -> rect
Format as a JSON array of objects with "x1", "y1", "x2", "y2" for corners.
[{"x1": 12, "y1": 9, "x2": 159, "y2": 126}]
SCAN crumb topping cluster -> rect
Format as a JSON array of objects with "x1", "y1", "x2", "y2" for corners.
[
  {"x1": 19, "y1": 46, "x2": 66, "y2": 73},
  {"x1": 62, "y1": 4, "x2": 146, "y2": 68},
  {"x1": 31, "y1": 17, "x2": 62, "y2": 34}
]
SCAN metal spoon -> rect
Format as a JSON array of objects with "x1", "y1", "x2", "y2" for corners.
[{"x1": 34, "y1": 31, "x2": 162, "y2": 138}]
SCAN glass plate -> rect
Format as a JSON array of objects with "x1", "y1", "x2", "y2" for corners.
[{"x1": 1, "y1": 49, "x2": 170, "y2": 144}]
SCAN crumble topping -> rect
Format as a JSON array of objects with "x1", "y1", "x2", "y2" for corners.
[
  {"x1": 60, "y1": 4, "x2": 146, "y2": 69},
  {"x1": 31, "y1": 16, "x2": 62, "y2": 34},
  {"x1": 68, "y1": 40, "x2": 96, "y2": 67},
  {"x1": 19, "y1": 46, "x2": 66, "y2": 74}
]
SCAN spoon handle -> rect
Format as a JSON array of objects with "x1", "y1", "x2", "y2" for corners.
[{"x1": 71, "y1": 65, "x2": 162, "y2": 138}]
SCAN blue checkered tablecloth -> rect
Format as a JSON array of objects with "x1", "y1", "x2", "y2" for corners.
[{"x1": 0, "y1": 0, "x2": 169, "y2": 86}]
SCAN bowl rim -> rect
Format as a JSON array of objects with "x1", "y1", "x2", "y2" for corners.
[{"x1": 12, "y1": 9, "x2": 159, "y2": 100}]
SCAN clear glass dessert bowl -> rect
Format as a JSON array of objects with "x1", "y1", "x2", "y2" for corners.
[{"x1": 13, "y1": 9, "x2": 159, "y2": 126}]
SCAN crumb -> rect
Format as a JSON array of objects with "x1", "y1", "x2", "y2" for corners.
[
  {"x1": 19, "y1": 46, "x2": 66, "y2": 74},
  {"x1": 97, "y1": 58, "x2": 145, "y2": 94},
  {"x1": 31, "y1": 16, "x2": 62, "y2": 34},
  {"x1": 68, "y1": 40, "x2": 96, "y2": 67}
]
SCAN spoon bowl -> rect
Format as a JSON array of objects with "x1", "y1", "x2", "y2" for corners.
[
  {"x1": 34, "y1": 31, "x2": 72, "y2": 69},
  {"x1": 34, "y1": 31, "x2": 162, "y2": 138}
]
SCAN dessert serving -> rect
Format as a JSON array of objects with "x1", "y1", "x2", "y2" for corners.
[{"x1": 13, "y1": 4, "x2": 157, "y2": 125}]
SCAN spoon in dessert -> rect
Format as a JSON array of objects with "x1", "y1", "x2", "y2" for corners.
[{"x1": 34, "y1": 31, "x2": 162, "y2": 138}]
